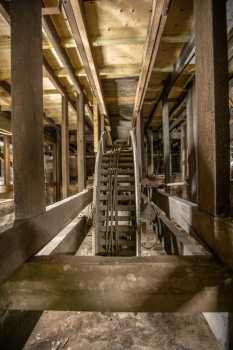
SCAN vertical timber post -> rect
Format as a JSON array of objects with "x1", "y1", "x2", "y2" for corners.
[
  {"x1": 77, "y1": 93, "x2": 86, "y2": 192},
  {"x1": 195, "y1": 0, "x2": 230, "y2": 216},
  {"x1": 162, "y1": 94, "x2": 171, "y2": 187},
  {"x1": 93, "y1": 96, "x2": 99, "y2": 153},
  {"x1": 186, "y1": 83, "x2": 197, "y2": 202},
  {"x1": 3, "y1": 135, "x2": 11, "y2": 188},
  {"x1": 180, "y1": 123, "x2": 187, "y2": 198},
  {"x1": 61, "y1": 95, "x2": 69, "y2": 199},
  {"x1": 136, "y1": 112, "x2": 145, "y2": 179},
  {"x1": 11, "y1": 0, "x2": 45, "y2": 219}
]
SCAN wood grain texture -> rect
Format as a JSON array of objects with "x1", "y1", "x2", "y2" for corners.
[{"x1": 0, "y1": 255, "x2": 233, "y2": 312}]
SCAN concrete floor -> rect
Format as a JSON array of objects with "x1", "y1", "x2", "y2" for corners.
[{"x1": 23, "y1": 227, "x2": 221, "y2": 350}]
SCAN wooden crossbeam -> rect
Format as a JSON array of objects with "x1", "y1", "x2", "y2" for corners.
[
  {"x1": 133, "y1": 0, "x2": 172, "y2": 119},
  {"x1": 62, "y1": 0, "x2": 109, "y2": 126},
  {"x1": 0, "y1": 188, "x2": 93, "y2": 285},
  {"x1": 0, "y1": 255, "x2": 233, "y2": 312}
]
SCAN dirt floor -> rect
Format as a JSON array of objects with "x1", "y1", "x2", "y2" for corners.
[{"x1": 23, "y1": 226, "x2": 221, "y2": 350}]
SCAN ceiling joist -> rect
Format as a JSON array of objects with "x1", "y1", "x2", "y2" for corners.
[
  {"x1": 62, "y1": 0, "x2": 110, "y2": 127},
  {"x1": 133, "y1": 0, "x2": 172, "y2": 119}
]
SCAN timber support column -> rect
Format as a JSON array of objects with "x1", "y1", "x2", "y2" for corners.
[
  {"x1": 186, "y1": 82, "x2": 197, "y2": 202},
  {"x1": 136, "y1": 112, "x2": 145, "y2": 179},
  {"x1": 93, "y1": 96, "x2": 100, "y2": 153},
  {"x1": 77, "y1": 93, "x2": 86, "y2": 192},
  {"x1": 11, "y1": 0, "x2": 45, "y2": 219},
  {"x1": 61, "y1": 95, "x2": 69, "y2": 199},
  {"x1": 3, "y1": 135, "x2": 11, "y2": 188},
  {"x1": 162, "y1": 95, "x2": 171, "y2": 187},
  {"x1": 195, "y1": 0, "x2": 230, "y2": 216},
  {"x1": 100, "y1": 114, "x2": 105, "y2": 135}
]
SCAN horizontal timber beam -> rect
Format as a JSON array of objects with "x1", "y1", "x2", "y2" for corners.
[
  {"x1": 153, "y1": 189, "x2": 233, "y2": 269},
  {"x1": 0, "y1": 255, "x2": 233, "y2": 312},
  {"x1": 0, "y1": 188, "x2": 93, "y2": 285}
]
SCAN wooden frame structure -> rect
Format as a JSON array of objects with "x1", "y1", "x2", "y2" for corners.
[{"x1": 0, "y1": 0, "x2": 233, "y2": 336}]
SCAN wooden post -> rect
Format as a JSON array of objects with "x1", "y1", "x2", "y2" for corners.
[
  {"x1": 180, "y1": 123, "x2": 187, "y2": 198},
  {"x1": 61, "y1": 95, "x2": 69, "y2": 199},
  {"x1": 195, "y1": 0, "x2": 230, "y2": 216},
  {"x1": 11, "y1": 0, "x2": 45, "y2": 219},
  {"x1": 136, "y1": 112, "x2": 145, "y2": 178},
  {"x1": 100, "y1": 114, "x2": 105, "y2": 135},
  {"x1": 162, "y1": 95, "x2": 171, "y2": 186},
  {"x1": 147, "y1": 130, "x2": 154, "y2": 177},
  {"x1": 77, "y1": 93, "x2": 86, "y2": 192},
  {"x1": 186, "y1": 83, "x2": 197, "y2": 202},
  {"x1": 3, "y1": 135, "x2": 10, "y2": 188},
  {"x1": 93, "y1": 96, "x2": 99, "y2": 153}
]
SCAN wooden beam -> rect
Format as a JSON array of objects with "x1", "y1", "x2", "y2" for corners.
[
  {"x1": 61, "y1": 95, "x2": 69, "y2": 199},
  {"x1": 133, "y1": 0, "x2": 172, "y2": 119},
  {"x1": 77, "y1": 94, "x2": 86, "y2": 192},
  {"x1": 62, "y1": 0, "x2": 109, "y2": 125},
  {"x1": 11, "y1": 0, "x2": 45, "y2": 220},
  {"x1": 37, "y1": 215, "x2": 90, "y2": 255},
  {"x1": 162, "y1": 95, "x2": 171, "y2": 185},
  {"x1": 0, "y1": 1, "x2": 93, "y2": 131},
  {"x1": 153, "y1": 189, "x2": 233, "y2": 269},
  {"x1": 93, "y1": 96, "x2": 99, "y2": 153},
  {"x1": 0, "y1": 188, "x2": 92, "y2": 285},
  {"x1": 0, "y1": 255, "x2": 233, "y2": 312},
  {"x1": 195, "y1": 0, "x2": 230, "y2": 216}
]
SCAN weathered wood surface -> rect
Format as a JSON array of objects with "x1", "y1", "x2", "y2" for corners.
[
  {"x1": 61, "y1": 95, "x2": 69, "y2": 199},
  {"x1": 0, "y1": 188, "x2": 93, "y2": 285},
  {"x1": 77, "y1": 94, "x2": 86, "y2": 192},
  {"x1": 195, "y1": 0, "x2": 230, "y2": 216},
  {"x1": 11, "y1": 0, "x2": 45, "y2": 219},
  {"x1": 37, "y1": 214, "x2": 91, "y2": 256},
  {"x1": 0, "y1": 255, "x2": 233, "y2": 312},
  {"x1": 153, "y1": 190, "x2": 233, "y2": 269},
  {"x1": 162, "y1": 95, "x2": 171, "y2": 185}
]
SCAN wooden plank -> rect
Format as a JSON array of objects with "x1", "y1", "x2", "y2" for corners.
[
  {"x1": 62, "y1": 0, "x2": 109, "y2": 126},
  {"x1": 162, "y1": 95, "x2": 170, "y2": 185},
  {"x1": 61, "y1": 95, "x2": 69, "y2": 199},
  {"x1": 93, "y1": 96, "x2": 99, "y2": 153},
  {"x1": 11, "y1": 0, "x2": 45, "y2": 220},
  {"x1": 133, "y1": 0, "x2": 172, "y2": 118},
  {"x1": 0, "y1": 255, "x2": 233, "y2": 312},
  {"x1": 77, "y1": 94, "x2": 86, "y2": 192},
  {"x1": 195, "y1": 0, "x2": 230, "y2": 216},
  {"x1": 153, "y1": 189, "x2": 233, "y2": 269},
  {"x1": 37, "y1": 215, "x2": 90, "y2": 256},
  {"x1": 0, "y1": 188, "x2": 92, "y2": 285}
]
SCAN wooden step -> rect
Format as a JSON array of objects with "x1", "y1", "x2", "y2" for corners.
[
  {"x1": 99, "y1": 205, "x2": 135, "y2": 212},
  {"x1": 101, "y1": 163, "x2": 133, "y2": 169},
  {"x1": 100, "y1": 176, "x2": 134, "y2": 183},
  {"x1": 100, "y1": 194, "x2": 135, "y2": 201},
  {"x1": 99, "y1": 185, "x2": 134, "y2": 192},
  {"x1": 101, "y1": 169, "x2": 134, "y2": 175},
  {"x1": 99, "y1": 225, "x2": 135, "y2": 233},
  {"x1": 99, "y1": 215, "x2": 134, "y2": 221}
]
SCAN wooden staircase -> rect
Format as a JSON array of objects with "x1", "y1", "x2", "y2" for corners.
[{"x1": 95, "y1": 146, "x2": 136, "y2": 256}]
